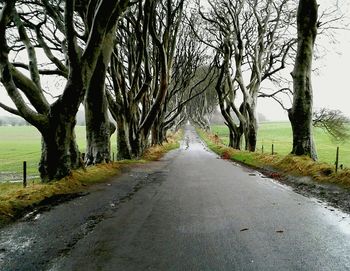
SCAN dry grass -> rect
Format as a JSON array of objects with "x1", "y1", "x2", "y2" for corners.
[
  {"x1": 142, "y1": 130, "x2": 182, "y2": 161},
  {"x1": 198, "y1": 129, "x2": 350, "y2": 188},
  {"x1": 0, "y1": 163, "x2": 120, "y2": 225},
  {"x1": 0, "y1": 131, "x2": 182, "y2": 226}
]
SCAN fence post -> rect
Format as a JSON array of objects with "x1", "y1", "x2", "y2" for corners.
[
  {"x1": 272, "y1": 144, "x2": 274, "y2": 155},
  {"x1": 335, "y1": 146, "x2": 339, "y2": 173},
  {"x1": 262, "y1": 145, "x2": 264, "y2": 154},
  {"x1": 23, "y1": 161, "x2": 27, "y2": 188},
  {"x1": 112, "y1": 152, "x2": 115, "y2": 162}
]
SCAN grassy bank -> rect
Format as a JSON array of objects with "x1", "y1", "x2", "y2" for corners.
[
  {"x1": 0, "y1": 131, "x2": 181, "y2": 226},
  {"x1": 198, "y1": 129, "x2": 350, "y2": 188},
  {"x1": 212, "y1": 123, "x2": 350, "y2": 167}
]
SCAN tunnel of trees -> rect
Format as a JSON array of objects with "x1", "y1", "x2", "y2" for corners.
[{"x1": 0, "y1": 0, "x2": 348, "y2": 182}]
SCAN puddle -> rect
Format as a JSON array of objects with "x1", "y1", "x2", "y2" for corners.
[
  {"x1": 312, "y1": 198, "x2": 350, "y2": 235},
  {"x1": 0, "y1": 232, "x2": 34, "y2": 254}
]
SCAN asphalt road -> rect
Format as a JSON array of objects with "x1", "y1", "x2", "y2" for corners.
[{"x1": 1, "y1": 126, "x2": 350, "y2": 271}]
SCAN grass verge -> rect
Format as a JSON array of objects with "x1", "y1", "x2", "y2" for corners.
[
  {"x1": 0, "y1": 130, "x2": 182, "y2": 227},
  {"x1": 197, "y1": 129, "x2": 350, "y2": 188}
]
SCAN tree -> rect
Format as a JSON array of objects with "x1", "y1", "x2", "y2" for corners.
[
  {"x1": 157, "y1": 19, "x2": 216, "y2": 140},
  {"x1": 79, "y1": 8, "x2": 117, "y2": 165},
  {"x1": 185, "y1": 66, "x2": 217, "y2": 131},
  {"x1": 313, "y1": 108, "x2": 350, "y2": 142},
  {"x1": 107, "y1": 0, "x2": 185, "y2": 158},
  {"x1": 288, "y1": 0, "x2": 318, "y2": 160},
  {"x1": 196, "y1": 0, "x2": 296, "y2": 150},
  {"x1": 0, "y1": 0, "x2": 130, "y2": 181}
]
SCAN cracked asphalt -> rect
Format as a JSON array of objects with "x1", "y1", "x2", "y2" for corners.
[{"x1": 1, "y1": 126, "x2": 350, "y2": 271}]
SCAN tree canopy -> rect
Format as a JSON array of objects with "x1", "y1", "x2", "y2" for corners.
[{"x1": 0, "y1": 0, "x2": 347, "y2": 181}]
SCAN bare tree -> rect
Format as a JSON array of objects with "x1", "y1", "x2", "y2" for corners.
[
  {"x1": 195, "y1": 0, "x2": 296, "y2": 150},
  {"x1": 156, "y1": 19, "x2": 216, "y2": 142},
  {"x1": 107, "y1": 0, "x2": 185, "y2": 158},
  {"x1": 0, "y1": 0, "x2": 130, "y2": 181}
]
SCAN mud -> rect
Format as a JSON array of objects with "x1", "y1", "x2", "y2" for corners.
[
  {"x1": 260, "y1": 167, "x2": 350, "y2": 214},
  {"x1": 19, "y1": 193, "x2": 87, "y2": 222}
]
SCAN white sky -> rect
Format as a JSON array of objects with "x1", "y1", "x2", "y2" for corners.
[{"x1": 1, "y1": 0, "x2": 350, "y2": 122}]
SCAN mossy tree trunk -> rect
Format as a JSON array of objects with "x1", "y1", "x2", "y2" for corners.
[
  {"x1": 85, "y1": 28, "x2": 116, "y2": 165},
  {"x1": 39, "y1": 110, "x2": 81, "y2": 182},
  {"x1": 288, "y1": 0, "x2": 318, "y2": 160}
]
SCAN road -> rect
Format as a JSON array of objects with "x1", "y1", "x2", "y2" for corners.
[{"x1": 1, "y1": 126, "x2": 350, "y2": 271}]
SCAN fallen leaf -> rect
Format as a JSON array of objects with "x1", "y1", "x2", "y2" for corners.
[
  {"x1": 240, "y1": 228, "x2": 249, "y2": 232},
  {"x1": 276, "y1": 230, "x2": 284, "y2": 233}
]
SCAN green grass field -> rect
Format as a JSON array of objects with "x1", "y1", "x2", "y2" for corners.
[
  {"x1": 0, "y1": 126, "x2": 117, "y2": 182},
  {"x1": 1, "y1": 123, "x2": 349, "y2": 182},
  {"x1": 211, "y1": 122, "x2": 350, "y2": 167}
]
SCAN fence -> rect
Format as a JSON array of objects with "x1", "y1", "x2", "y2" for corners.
[
  {"x1": 260, "y1": 141, "x2": 347, "y2": 172},
  {"x1": 0, "y1": 158, "x2": 40, "y2": 184},
  {"x1": 0, "y1": 151, "x2": 118, "y2": 185}
]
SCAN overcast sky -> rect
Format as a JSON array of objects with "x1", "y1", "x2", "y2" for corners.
[
  {"x1": 258, "y1": 0, "x2": 350, "y2": 121},
  {"x1": 1, "y1": 0, "x2": 349, "y2": 122}
]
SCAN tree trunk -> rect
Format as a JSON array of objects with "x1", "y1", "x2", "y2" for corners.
[
  {"x1": 228, "y1": 126, "x2": 242, "y2": 149},
  {"x1": 128, "y1": 119, "x2": 147, "y2": 158},
  {"x1": 84, "y1": 87, "x2": 111, "y2": 165},
  {"x1": 85, "y1": 92, "x2": 111, "y2": 164},
  {"x1": 116, "y1": 116, "x2": 131, "y2": 160},
  {"x1": 288, "y1": 0, "x2": 318, "y2": 160},
  {"x1": 246, "y1": 101, "x2": 258, "y2": 152},
  {"x1": 84, "y1": 29, "x2": 115, "y2": 165},
  {"x1": 151, "y1": 115, "x2": 165, "y2": 145},
  {"x1": 39, "y1": 114, "x2": 81, "y2": 182},
  {"x1": 228, "y1": 129, "x2": 234, "y2": 148},
  {"x1": 246, "y1": 122, "x2": 257, "y2": 152},
  {"x1": 151, "y1": 125, "x2": 162, "y2": 145}
]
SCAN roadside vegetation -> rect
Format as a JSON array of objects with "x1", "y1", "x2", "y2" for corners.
[
  {"x1": 0, "y1": 131, "x2": 181, "y2": 227},
  {"x1": 198, "y1": 128, "x2": 350, "y2": 188},
  {"x1": 211, "y1": 123, "x2": 350, "y2": 166}
]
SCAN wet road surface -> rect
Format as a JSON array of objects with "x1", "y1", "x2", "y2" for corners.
[{"x1": 1, "y1": 126, "x2": 350, "y2": 270}]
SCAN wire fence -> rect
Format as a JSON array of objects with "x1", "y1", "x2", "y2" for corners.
[
  {"x1": 215, "y1": 133, "x2": 350, "y2": 171},
  {"x1": 260, "y1": 141, "x2": 348, "y2": 171},
  {"x1": 0, "y1": 158, "x2": 40, "y2": 184},
  {"x1": 0, "y1": 150, "x2": 119, "y2": 184}
]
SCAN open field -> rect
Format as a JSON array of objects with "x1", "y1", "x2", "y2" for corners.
[
  {"x1": 211, "y1": 122, "x2": 350, "y2": 167},
  {"x1": 1, "y1": 123, "x2": 349, "y2": 182},
  {"x1": 0, "y1": 126, "x2": 117, "y2": 182}
]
